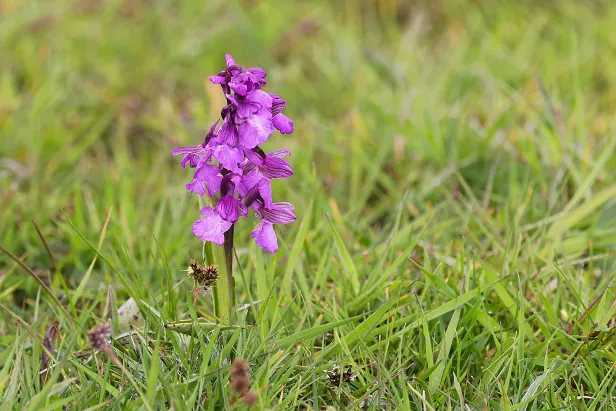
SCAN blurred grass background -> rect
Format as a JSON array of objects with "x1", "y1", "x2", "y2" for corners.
[{"x1": 2, "y1": 0, "x2": 616, "y2": 409}]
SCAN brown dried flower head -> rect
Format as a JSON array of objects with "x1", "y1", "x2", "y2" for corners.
[
  {"x1": 326, "y1": 370, "x2": 341, "y2": 386},
  {"x1": 327, "y1": 366, "x2": 355, "y2": 386},
  {"x1": 87, "y1": 323, "x2": 111, "y2": 351},
  {"x1": 343, "y1": 367, "x2": 355, "y2": 383},
  {"x1": 188, "y1": 260, "x2": 219, "y2": 304},
  {"x1": 187, "y1": 260, "x2": 218, "y2": 288}
]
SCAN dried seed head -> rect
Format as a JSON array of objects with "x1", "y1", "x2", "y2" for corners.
[
  {"x1": 327, "y1": 366, "x2": 354, "y2": 386},
  {"x1": 343, "y1": 367, "x2": 355, "y2": 383},
  {"x1": 87, "y1": 323, "x2": 111, "y2": 351},
  {"x1": 186, "y1": 259, "x2": 203, "y2": 281},
  {"x1": 188, "y1": 260, "x2": 219, "y2": 303},
  {"x1": 327, "y1": 370, "x2": 341, "y2": 387},
  {"x1": 187, "y1": 260, "x2": 218, "y2": 287},
  {"x1": 202, "y1": 265, "x2": 218, "y2": 287}
]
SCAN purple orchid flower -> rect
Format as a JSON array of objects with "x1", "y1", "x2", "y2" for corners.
[
  {"x1": 173, "y1": 54, "x2": 295, "y2": 254},
  {"x1": 250, "y1": 202, "x2": 296, "y2": 253},
  {"x1": 193, "y1": 206, "x2": 233, "y2": 246}
]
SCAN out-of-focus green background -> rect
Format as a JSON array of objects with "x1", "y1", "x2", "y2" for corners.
[{"x1": 2, "y1": 0, "x2": 616, "y2": 409}]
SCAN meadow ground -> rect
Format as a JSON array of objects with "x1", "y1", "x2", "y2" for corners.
[{"x1": 2, "y1": 0, "x2": 616, "y2": 409}]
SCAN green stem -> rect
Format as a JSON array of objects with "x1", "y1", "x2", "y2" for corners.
[
  {"x1": 210, "y1": 234, "x2": 233, "y2": 324},
  {"x1": 224, "y1": 224, "x2": 235, "y2": 311},
  {"x1": 211, "y1": 244, "x2": 229, "y2": 324}
]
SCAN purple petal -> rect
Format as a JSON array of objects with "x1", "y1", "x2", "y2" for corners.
[
  {"x1": 238, "y1": 112, "x2": 274, "y2": 149},
  {"x1": 252, "y1": 222, "x2": 278, "y2": 254},
  {"x1": 240, "y1": 158, "x2": 256, "y2": 174},
  {"x1": 228, "y1": 94, "x2": 261, "y2": 120},
  {"x1": 172, "y1": 144, "x2": 207, "y2": 158},
  {"x1": 229, "y1": 78, "x2": 248, "y2": 96},
  {"x1": 243, "y1": 149, "x2": 264, "y2": 167},
  {"x1": 172, "y1": 144, "x2": 211, "y2": 168},
  {"x1": 242, "y1": 150, "x2": 292, "y2": 179},
  {"x1": 181, "y1": 154, "x2": 199, "y2": 168},
  {"x1": 246, "y1": 67, "x2": 267, "y2": 84},
  {"x1": 267, "y1": 150, "x2": 290, "y2": 159},
  {"x1": 273, "y1": 202, "x2": 295, "y2": 211},
  {"x1": 230, "y1": 72, "x2": 268, "y2": 96},
  {"x1": 238, "y1": 172, "x2": 262, "y2": 196},
  {"x1": 258, "y1": 178, "x2": 273, "y2": 208},
  {"x1": 207, "y1": 119, "x2": 221, "y2": 136},
  {"x1": 257, "y1": 204, "x2": 295, "y2": 224},
  {"x1": 225, "y1": 54, "x2": 235, "y2": 68},
  {"x1": 186, "y1": 179, "x2": 206, "y2": 196},
  {"x1": 212, "y1": 144, "x2": 243, "y2": 172},
  {"x1": 270, "y1": 94, "x2": 286, "y2": 116},
  {"x1": 209, "y1": 75, "x2": 227, "y2": 84},
  {"x1": 171, "y1": 146, "x2": 198, "y2": 156},
  {"x1": 215, "y1": 195, "x2": 248, "y2": 223},
  {"x1": 246, "y1": 90, "x2": 272, "y2": 109},
  {"x1": 217, "y1": 119, "x2": 239, "y2": 146},
  {"x1": 192, "y1": 207, "x2": 232, "y2": 246},
  {"x1": 272, "y1": 113, "x2": 294, "y2": 134},
  {"x1": 260, "y1": 157, "x2": 293, "y2": 179},
  {"x1": 193, "y1": 163, "x2": 222, "y2": 197},
  {"x1": 238, "y1": 172, "x2": 272, "y2": 207},
  {"x1": 225, "y1": 55, "x2": 241, "y2": 76}
]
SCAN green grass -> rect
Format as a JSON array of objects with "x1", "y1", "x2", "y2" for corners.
[{"x1": 2, "y1": 0, "x2": 616, "y2": 409}]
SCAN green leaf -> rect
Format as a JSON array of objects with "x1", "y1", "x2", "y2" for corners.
[
  {"x1": 327, "y1": 216, "x2": 361, "y2": 295},
  {"x1": 275, "y1": 315, "x2": 364, "y2": 350}
]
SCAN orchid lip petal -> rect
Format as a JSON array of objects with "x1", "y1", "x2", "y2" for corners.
[
  {"x1": 192, "y1": 163, "x2": 222, "y2": 197},
  {"x1": 192, "y1": 207, "x2": 232, "y2": 246},
  {"x1": 217, "y1": 119, "x2": 239, "y2": 146},
  {"x1": 252, "y1": 222, "x2": 278, "y2": 254},
  {"x1": 212, "y1": 144, "x2": 243, "y2": 172},
  {"x1": 186, "y1": 179, "x2": 206, "y2": 196},
  {"x1": 238, "y1": 113, "x2": 274, "y2": 149}
]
